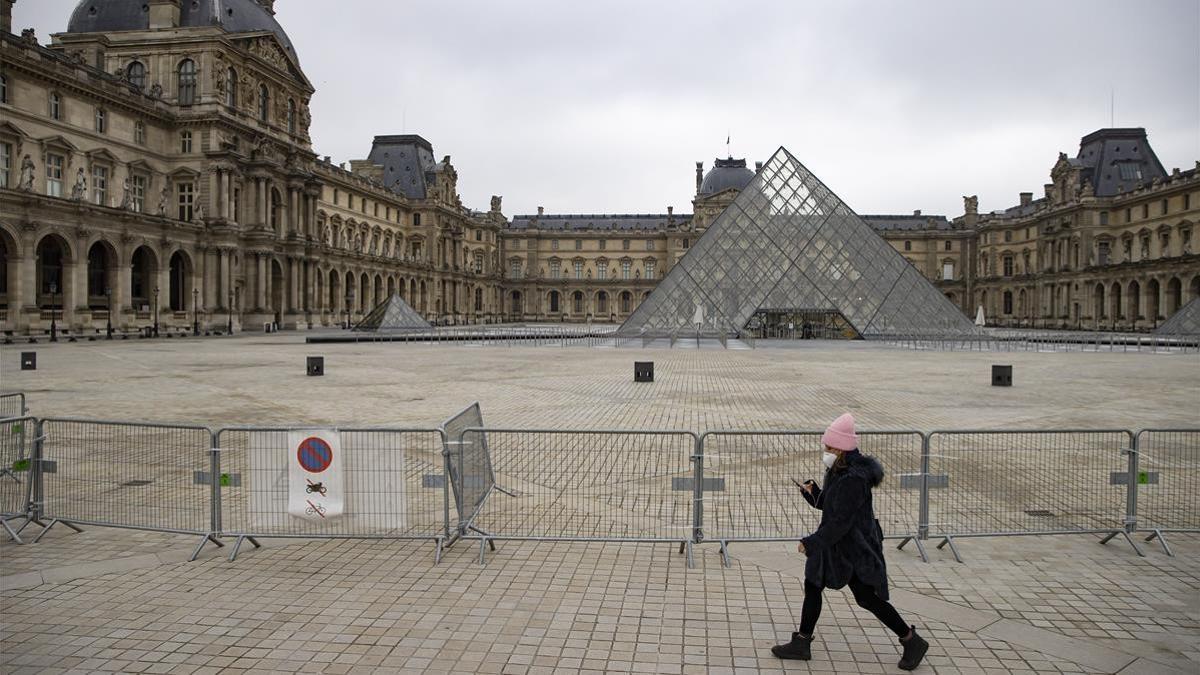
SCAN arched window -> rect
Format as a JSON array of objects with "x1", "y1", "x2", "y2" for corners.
[
  {"x1": 127, "y1": 61, "x2": 146, "y2": 89},
  {"x1": 177, "y1": 59, "x2": 196, "y2": 105},
  {"x1": 287, "y1": 98, "x2": 297, "y2": 134},
  {"x1": 226, "y1": 68, "x2": 238, "y2": 107},
  {"x1": 258, "y1": 84, "x2": 270, "y2": 122}
]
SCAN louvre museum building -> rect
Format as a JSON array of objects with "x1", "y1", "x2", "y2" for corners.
[{"x1": 1, "y1": 0, "x2": 1197, "y2": 337}]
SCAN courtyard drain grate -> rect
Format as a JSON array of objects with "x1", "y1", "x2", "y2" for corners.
[
  {"x1": 1025, "y1": 509, "x2": 1054, "y2": 517},
  {"x1": 121, "y1": 480, "x2": 153, "y2": 487}
]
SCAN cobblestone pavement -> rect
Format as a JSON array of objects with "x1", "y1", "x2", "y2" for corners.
[{"x1": 1, "y1": 333, "x2": 1197, "y2": 673}]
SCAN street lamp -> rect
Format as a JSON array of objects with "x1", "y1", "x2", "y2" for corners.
[
  {"x1": 192, "y1": 287, "x2": 200, "y2": 336},
  {"x1": 152, "y1": 286, "x2": 160, "y2": 337},
  {"x1": 105, "y1": 287, "x2": 113, "y2": 339},
  {"x1": 49, "y1": 281, "x2": 59, "y2": 342},
  {"x1": 227, "y1": 288, "x2": 234, "y2": 335}
]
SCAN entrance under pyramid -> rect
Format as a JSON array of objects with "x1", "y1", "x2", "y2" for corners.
[
  {"x1": 619, "y1": 147, "x2": 978, "y2": 339},
  {"x1": 353, "y1": 293, "x2": 432, "y2": 332}
]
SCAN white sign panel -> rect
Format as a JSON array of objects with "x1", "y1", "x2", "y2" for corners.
[{"x1": 287, "y1": 430, "x2": 344, "y2": 522}]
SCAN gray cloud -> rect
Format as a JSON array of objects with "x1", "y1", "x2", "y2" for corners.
[{"x1": 15, "y1": 0, "x2": 1199, "y2": 218}]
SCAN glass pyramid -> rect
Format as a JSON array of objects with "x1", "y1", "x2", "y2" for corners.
[
  {"x1": 620, "y1": 147, "x2": 978, "y2": 339},
  {"x1": 1156, "y1": 297, "x2": 1199, "y2": 336},
  {"x1": 353, "y1": 293, "x2": 431, "y2": 332}
]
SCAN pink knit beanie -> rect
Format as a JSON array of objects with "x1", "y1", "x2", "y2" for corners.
[{"x1": 822, "y1": 413, "x2": 859, "y2": 452}]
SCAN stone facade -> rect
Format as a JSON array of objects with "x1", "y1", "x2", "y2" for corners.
[
  {"x1": 0, "y1": 2, "x2": 501, "y2": 336},
  {"x1": 0, "y1": 2, "x2": 1196, "y2": 335}
]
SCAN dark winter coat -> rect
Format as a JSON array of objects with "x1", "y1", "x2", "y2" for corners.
[{"x1": 799, "y1": 451, "x2": 890, "y2": 600}]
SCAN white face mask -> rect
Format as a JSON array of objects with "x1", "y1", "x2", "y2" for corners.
[{"x1": 822, "y1": 451, "x2": 838, "y2": 469}]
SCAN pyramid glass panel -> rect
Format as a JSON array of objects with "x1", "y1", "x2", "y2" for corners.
[
  {"x1": 353, "y1": 293, "x2": 432, "y2": 332},
  {"x1": 619, "y1": 146, "x2": 977, "y2": 338},
  {"x1": 1155, "y1": 297, "x2": 1200, "y2": 336}
]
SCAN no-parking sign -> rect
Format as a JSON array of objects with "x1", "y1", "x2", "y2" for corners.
[{"x1": 288, "y1": 430, "x2": 344, "y2": 522}]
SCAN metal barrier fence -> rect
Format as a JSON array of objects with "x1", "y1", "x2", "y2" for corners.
[
  {"x1": 698, "y1": 431, "x2": 926, "y2": 565},
  {"x1": 1132, "y1": 429, "x2": 1200, "y2": 556},
  {"x1": 3, "y1": 413, "x2": 1196, "y2": 566},
  {"x1": 454, "y1": 428, "x2": 697, "y2": 565},
  {"x1": 882, "y1": 331, "x2": 1200, "y2": 354},
  {"x1": 216, "y1": 427, "x2": 447, "y2": 561},
  {"x1": 0, "y1": 393, "x2": 26, "y2": 419},
  {"x1": 0, "y1": 416, "x2": 35, "y2": 543},
  {"x1": 33, "y1": 418, "x2": 220, "y2": 560},
  {"x1": 925, "y1": 430, "x2": 1139, "y2": 561}
]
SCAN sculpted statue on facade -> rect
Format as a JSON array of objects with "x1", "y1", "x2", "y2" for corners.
[
  {"x1": 71, "y1": 168, "x2": 88, "y2": 201},
  {"x1": 194, "y1": 202, "x2": 205, "y2": 223},
  {"x1": 18, "y1": 154, "x2": 36, "y2": 191},
  {"x1": 158, "y1": 186, "x2": 170, "y2": 216},
  {"x1": 148, "y1": 83, "x2": 163, "y2": 100},
  {"x1": 121, "y1": 178, "x2": 134, "y2": 210},
  {"x1": 963, "y1": 195, "x2": 979, "y2": 215}
]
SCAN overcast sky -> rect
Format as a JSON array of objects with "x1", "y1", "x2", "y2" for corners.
[{"x1": 15, "y1": 1, "x2": 1200, "y2": 218}]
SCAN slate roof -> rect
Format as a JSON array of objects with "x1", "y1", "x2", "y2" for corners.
[
  {"x1": 507, "y1": 214, "x2": 691, "y2": 232},
  {"x1": 862, "y1": 215, "x2": 956, "y2": 232},
  {"x1": 66, "y1": 0, "x2": 298, "y2": 61},
  {"x1": 699, "y1": 157, "x2": 756, "y2": 196},
  {"x1": 366, "y1": 136, "x2": 437, "y2": 200},
  {"x1": 1075, "y1": 128, "x2": 1168, "y2": 198}
]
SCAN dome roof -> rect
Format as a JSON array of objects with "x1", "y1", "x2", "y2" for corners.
[
  {"x1": 67, "y1": 0, "x2": 297, "y2": 61},
  {"x1": 699, "y1": 157, "x2": 755, "y2": 196}
]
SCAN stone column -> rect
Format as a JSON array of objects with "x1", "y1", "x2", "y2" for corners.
[
  {"x1": 202, "y1": 247, "x2": 216, "y2": 314},
  {"x1": 115, "y1": 255, "x2": 131, "y2": 330},
  {"x1": 255, "y1": 254, "x2": 266, "y2": 311}
]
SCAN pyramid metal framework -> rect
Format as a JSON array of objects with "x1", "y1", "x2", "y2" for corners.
[
  {"x1": 353, "y1": 293, "x2": 431, "y2": 332},
  {"x1": 1155, "y1": 297, "x2": 1200, "y2": 336},
  {"x1": 619, "y1": 147, "x2": 978, "y2": 338}
]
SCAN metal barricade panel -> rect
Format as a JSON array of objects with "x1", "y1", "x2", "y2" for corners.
[
  {"x1": 699, "y1": 431, "x2": 922, "y2": 541},
  {"x1": 458, "y1": 429, "x2": 695, "y2": 541},
  {"x1": 40, "y1": 419, "x2": 213, "y2": 533},
  {"x1": 0, "y1": 416, "x2": 34, "y2": 519},
  {"x1": 439, "y1": 403, "x2": 494, "y2": 527},
  {"x1": 1134, "y1": 429, "x2": 1199, "y2": 533},
  {"x1": 218, "y1": 428, "x2": 445, "y2": 538},
  {"x1": 926, "y1": 430, "x2": 1131, "y2": 537},
  {"x1": 0, "y1": 393, "x2": 26, "y2": 420}
]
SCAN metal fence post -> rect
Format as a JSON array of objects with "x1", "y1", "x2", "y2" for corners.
[
  {"x1": 1125, "y1": 432, "x2": 1139, "y2": 535},
  {"x1": 31, "y1": 418, "x2": 45, "y2": 524},
  {"x1": 209, "y1": 430, "x2": 221, "y2": 535},
  {"x1": 441, "y1": 429, "x2": 452, "y2": 541},
  {"x1": 692, "y1": 433, "x2": 705, "y2": 545},
  {"x1": 918, "y1": 432, "x2": 930, "y2": 542}
]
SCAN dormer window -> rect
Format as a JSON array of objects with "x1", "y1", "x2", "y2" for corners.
[
  {"x1": 127, "y1": 61, "x2": 146, "y2": 89},
  {"x1": 1117, "y1": 162, "x2": 1142, "y2": 182}
]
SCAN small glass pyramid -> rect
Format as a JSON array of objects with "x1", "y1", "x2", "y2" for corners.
[
  {"x1": 620, "y1": 147, "x2": 978, "y2": 338},
  {"x1": 353, "y1": 293, "x2": 431, "y2": 332},
  {"x1": 1156, "y1": 297, "x2": 1199, "y2": 336}
]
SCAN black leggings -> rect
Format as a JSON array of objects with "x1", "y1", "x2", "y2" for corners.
[{"x1": 799, "y1": 576, "x2": 909, "y2": 638}]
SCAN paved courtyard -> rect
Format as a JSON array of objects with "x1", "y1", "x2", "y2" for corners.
[{"x1": 1, "y1": 332, "x2": 1198, "y2": 674}]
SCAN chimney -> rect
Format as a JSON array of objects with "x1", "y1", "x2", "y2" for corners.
[
  {"x1": 755, "y1": 161, "x2": 763, "y2": 173},
  {"x1": 1044, "y1": 184, "x2": 1054, "y2": 200},
  {"x1": 256, "y1": 0, "x2": 276, "y2": 14},
  {"x1": 1, "y1": 0, "x2": 15, "y2": 35},
  {"x1": 1019, "y1": 192, "x2": 1033, "y2": 206},
  {"x1": 667, "y1": 206, "x2": 674, "y2": 217},
  {"x1": 913, "y1": 209, "x2": 921, "y2": 216},
  {"x1": 695, "y1": 162, "x2": 703, "y2": 194},
  {"x1": 537, "y1": 206, "x2": 544, "y2": 217},
  {"x1": 148, "y1": 0, "x2": 181, "y2": 29}
]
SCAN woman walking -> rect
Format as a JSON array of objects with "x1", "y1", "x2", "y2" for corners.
[{"x1": 771, "y1": 412, "x2": 929, "y2": 670}]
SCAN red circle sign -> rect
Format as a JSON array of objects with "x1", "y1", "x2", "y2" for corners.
[{"x1": 297, "y1": 437, "x2": 333, "y2": 473}]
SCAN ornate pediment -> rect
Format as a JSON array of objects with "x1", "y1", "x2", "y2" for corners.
[{"x1": 232, "y1": 34, "x2": 310, "y2": 88}]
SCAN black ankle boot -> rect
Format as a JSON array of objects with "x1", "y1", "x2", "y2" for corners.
[
  {"x1": 771, "y1": 631, "x2": 812, "y2": 660},
  {"x1": 898, "y1": 626, "x2": 928, "y2": 670}
]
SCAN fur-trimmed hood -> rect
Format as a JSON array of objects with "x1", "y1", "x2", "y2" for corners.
[{"x1": 840, "y1": 451, "x2": 885, "y2": 488}]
